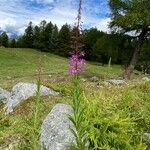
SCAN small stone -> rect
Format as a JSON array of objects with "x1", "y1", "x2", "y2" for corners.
[
  {"x1": 81, "y1": 78, "x2": 86, "y2": 82},
  {"x1": 144, "y1": 133, "x2": 150, "y2": 143},
  {"x1": 7, "y1": 76, "x2": 11, "y2": 80},
  {"x1": 105, "y1": 79, "x2": 125, "y2": 85},
  {"x1": 89, "y1": 76, "x2": 99, "y2": 82},
  {"x1": 40, "y1": 104, "x2": 75, "y2": 150},
  {"x1": 103, "y1": 81, "x2": 111, "y2": 86}
]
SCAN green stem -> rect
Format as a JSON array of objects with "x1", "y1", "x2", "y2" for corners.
[{"x1": 33, "y1": 79, "x2": 41, "y2": 150}]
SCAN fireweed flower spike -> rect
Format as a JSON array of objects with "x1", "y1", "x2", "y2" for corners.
[
  {"x1": 68, "y1": 0, "x2": 84, "y2": 76},
  {"x1": 68, "y1": 0, "x2": 89, "y2": 149},
  {"x1": 69, "y1": 52, "x2": 85, "y2": 75}
]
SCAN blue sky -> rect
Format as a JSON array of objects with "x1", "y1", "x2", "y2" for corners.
[{"x1": 0, "y1": 0, "x2": 110, "y2": 36}]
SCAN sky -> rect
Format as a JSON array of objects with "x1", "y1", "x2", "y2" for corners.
[{"x1": 0, "y1": 0, "x2": 110, "y2": 36}]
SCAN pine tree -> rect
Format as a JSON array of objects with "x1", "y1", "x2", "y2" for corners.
[
  {"x1": 16, "y1": 36, "x2": 25, "y2": 48},
  {"x1": 58, "y1": 24, "x2": 71, "y2": 56},
  {"x1": 24, "y1": 22, "x2": 34, "y2": 48},
  {"x1": 10, "y1": 39, "x2": 16, "y2": 48},
  {"x1": 38, "y1": 20, "x2": 47, "y2": 50},
  {"x1": 33, "y1": 25, "x2": 41, "y2": 49},
  {"x1": 1, "y1": 32, "x2": 9, "y2": 47},
  {"x1": 43, "y1": 22, "x2": 53, "y2": 51},
  {"x1": 0, "y1": 34, "x2": 1, "y2": 46},
  {"x1": 51, "y1": 24, "x2": 59, "y2": 53}
]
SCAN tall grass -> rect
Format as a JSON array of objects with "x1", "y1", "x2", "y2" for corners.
[{"x1": 20, "y1": 57, "x2": 43, "y2": 149}]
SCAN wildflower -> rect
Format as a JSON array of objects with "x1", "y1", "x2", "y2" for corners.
[{"x1": 69, "y1": 51, "x2": 85, "y2": 75}]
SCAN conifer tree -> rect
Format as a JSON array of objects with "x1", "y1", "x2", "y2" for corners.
[
  {"x1": 58, "y1": 24, "x2": 71, "y2": 56},
  {"x1": 43, "y1": 21, "x2": 53, "y2": 51},
  {"x1": 24, "y1": 22, "x2": 34, "y2": 48},
  {"x1": 33, "y1": 25, "x2": 41, "y2": 49},
  {"x1": 51, "y1": 24, "x2": 59, "y2": 52},
  {"x1": 109, "y1": 0, "x2": 150, "y2": 79},
  {"x1": 1, "y1": 32, "x2": 9, "y2": 47},
  {"x1": 10, "y1": 39, "x2": 16, "y2": 48}
]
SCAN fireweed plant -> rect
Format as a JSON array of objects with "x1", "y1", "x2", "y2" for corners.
[
  {"x1": 20, "y1": 57, "x2": 42, "y2": 149},
  {"x1": 69, "y1": 52, "x2": 89, "y2": 150},
  {"x1": 68, "y1": 0, "x2": 89, "y2": 149},
  {"x1": 32, "y1": 57, "x2": 43, "y2": 149},
  {"x1": 28, "y1": 57, "x2": 42, "y2": 149}
]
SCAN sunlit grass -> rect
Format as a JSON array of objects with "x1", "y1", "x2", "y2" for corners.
[
  {"x1": 0, "y1": 48, "x2": 123, "y2": 88},
  {"x1": 0, "y1": 48, "x2": 149, "y2": 149}
]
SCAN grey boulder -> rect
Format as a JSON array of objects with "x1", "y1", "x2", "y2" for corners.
[
  {"x1": 105, "y1": 79, "x2": 125, "y2": 85},
  {"x1": 5, "y1": 82, "x2": 59, "y2": 114},
  {"x1": 0, "y1": 87, "x2": 10, "y2": 103},
  {"x1": 40, "y1": 104, "x2": 75, "y2": 150}
]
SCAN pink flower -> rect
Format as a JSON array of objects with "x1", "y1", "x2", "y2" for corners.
[{"x1": 69, "y1": 52, "x2": 85, "y2": 75}]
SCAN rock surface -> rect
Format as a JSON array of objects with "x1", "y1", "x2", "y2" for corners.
[
  {"x1": 40, "y1": 104, "x2": 75, "y2": 150},
  {"x1": 0, "y1": 87, "x2": 10, "y2": 103},
  {"x1": 105, "y1": 79, "x2": 125, "y2": 85},
  {"x1": 144, "y1": 133, "x2": 150, "y2": 143},
  {"x1": 89, "y1": 76, "x2": 99, "y2": 82},
  {"x1": 5, "y1": 82, "x2": 59, "y2": 114}
]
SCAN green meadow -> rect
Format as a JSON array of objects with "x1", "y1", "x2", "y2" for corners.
[{"x1": 0, "y1": 48, "x2": 149, "y2": 149}]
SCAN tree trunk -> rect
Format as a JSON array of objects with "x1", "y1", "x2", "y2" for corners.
[{"x1": 123, "y1": 28, "x2": 148, "y2": 79}]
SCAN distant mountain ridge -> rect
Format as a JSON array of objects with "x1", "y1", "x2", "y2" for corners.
[
  {"x1": 8, "y1": 32, "x2": 18, "y2": 40},
  {"x1": 0, "y1": 29, "x2": 18, "y2": 39}
]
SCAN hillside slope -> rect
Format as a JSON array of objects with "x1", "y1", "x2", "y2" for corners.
[{"x1": 0, "y1": 48, "x2": 123, "y2": 88}]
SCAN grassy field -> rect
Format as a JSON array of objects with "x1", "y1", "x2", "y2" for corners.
[
  {"x1": 0, "y1": 48, "x2": 150, "y2": 149},
  {"x1": 0, "y1": 48, "x2": 124, "y2": 88}
]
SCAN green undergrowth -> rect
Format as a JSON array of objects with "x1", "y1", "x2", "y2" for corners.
[
  {"x1": 0, "y1": 94, "x2": 71, "y2": 149},
  {"x1": 0, "y1": 48, "x2": 149, "y2": 149},
  {"x1": 83, "y1": 81, "x2": 150, "y2": 149},
  {"x1": 0, "y1": 79, "x2": 150, "y2": 149}
]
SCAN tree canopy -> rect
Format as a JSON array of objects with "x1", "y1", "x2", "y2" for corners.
[
  {"x1": 0, "y1": 17, "x2": 149, "y2": 74},
  {"x1": 109, "y1": 0, "x2": 150, "y2": 33},
  {"x1": 109, "y1": 0, "x2": 150, "y2": 79}
]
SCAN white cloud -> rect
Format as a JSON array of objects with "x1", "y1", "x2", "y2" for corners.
[
  {"x1": 0, "y1": 18, "x2": 16, "y2": 29},
  {"x1": 0, "y1": 0, "x2": 110, "y2": 35},
  {"x1": 35, "y1": 0, "x2": 54, "y2": 4},
  {"x1": 93, "y1": 18, "x2": 111, "y2": 32}
]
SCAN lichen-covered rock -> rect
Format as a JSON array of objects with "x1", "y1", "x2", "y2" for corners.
[
  {"x1": 40, "y1": 104, "x2": 75, "y2": 150},
  {"x1": 0, "y1": 87, "x2": 10, "y2": 103},
  {"x1": 5, "y1": 82, "x2": 59, "y2": 114},
  {"x1": 105, "y1": 79, "x2": 125, "y2": 85}
]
